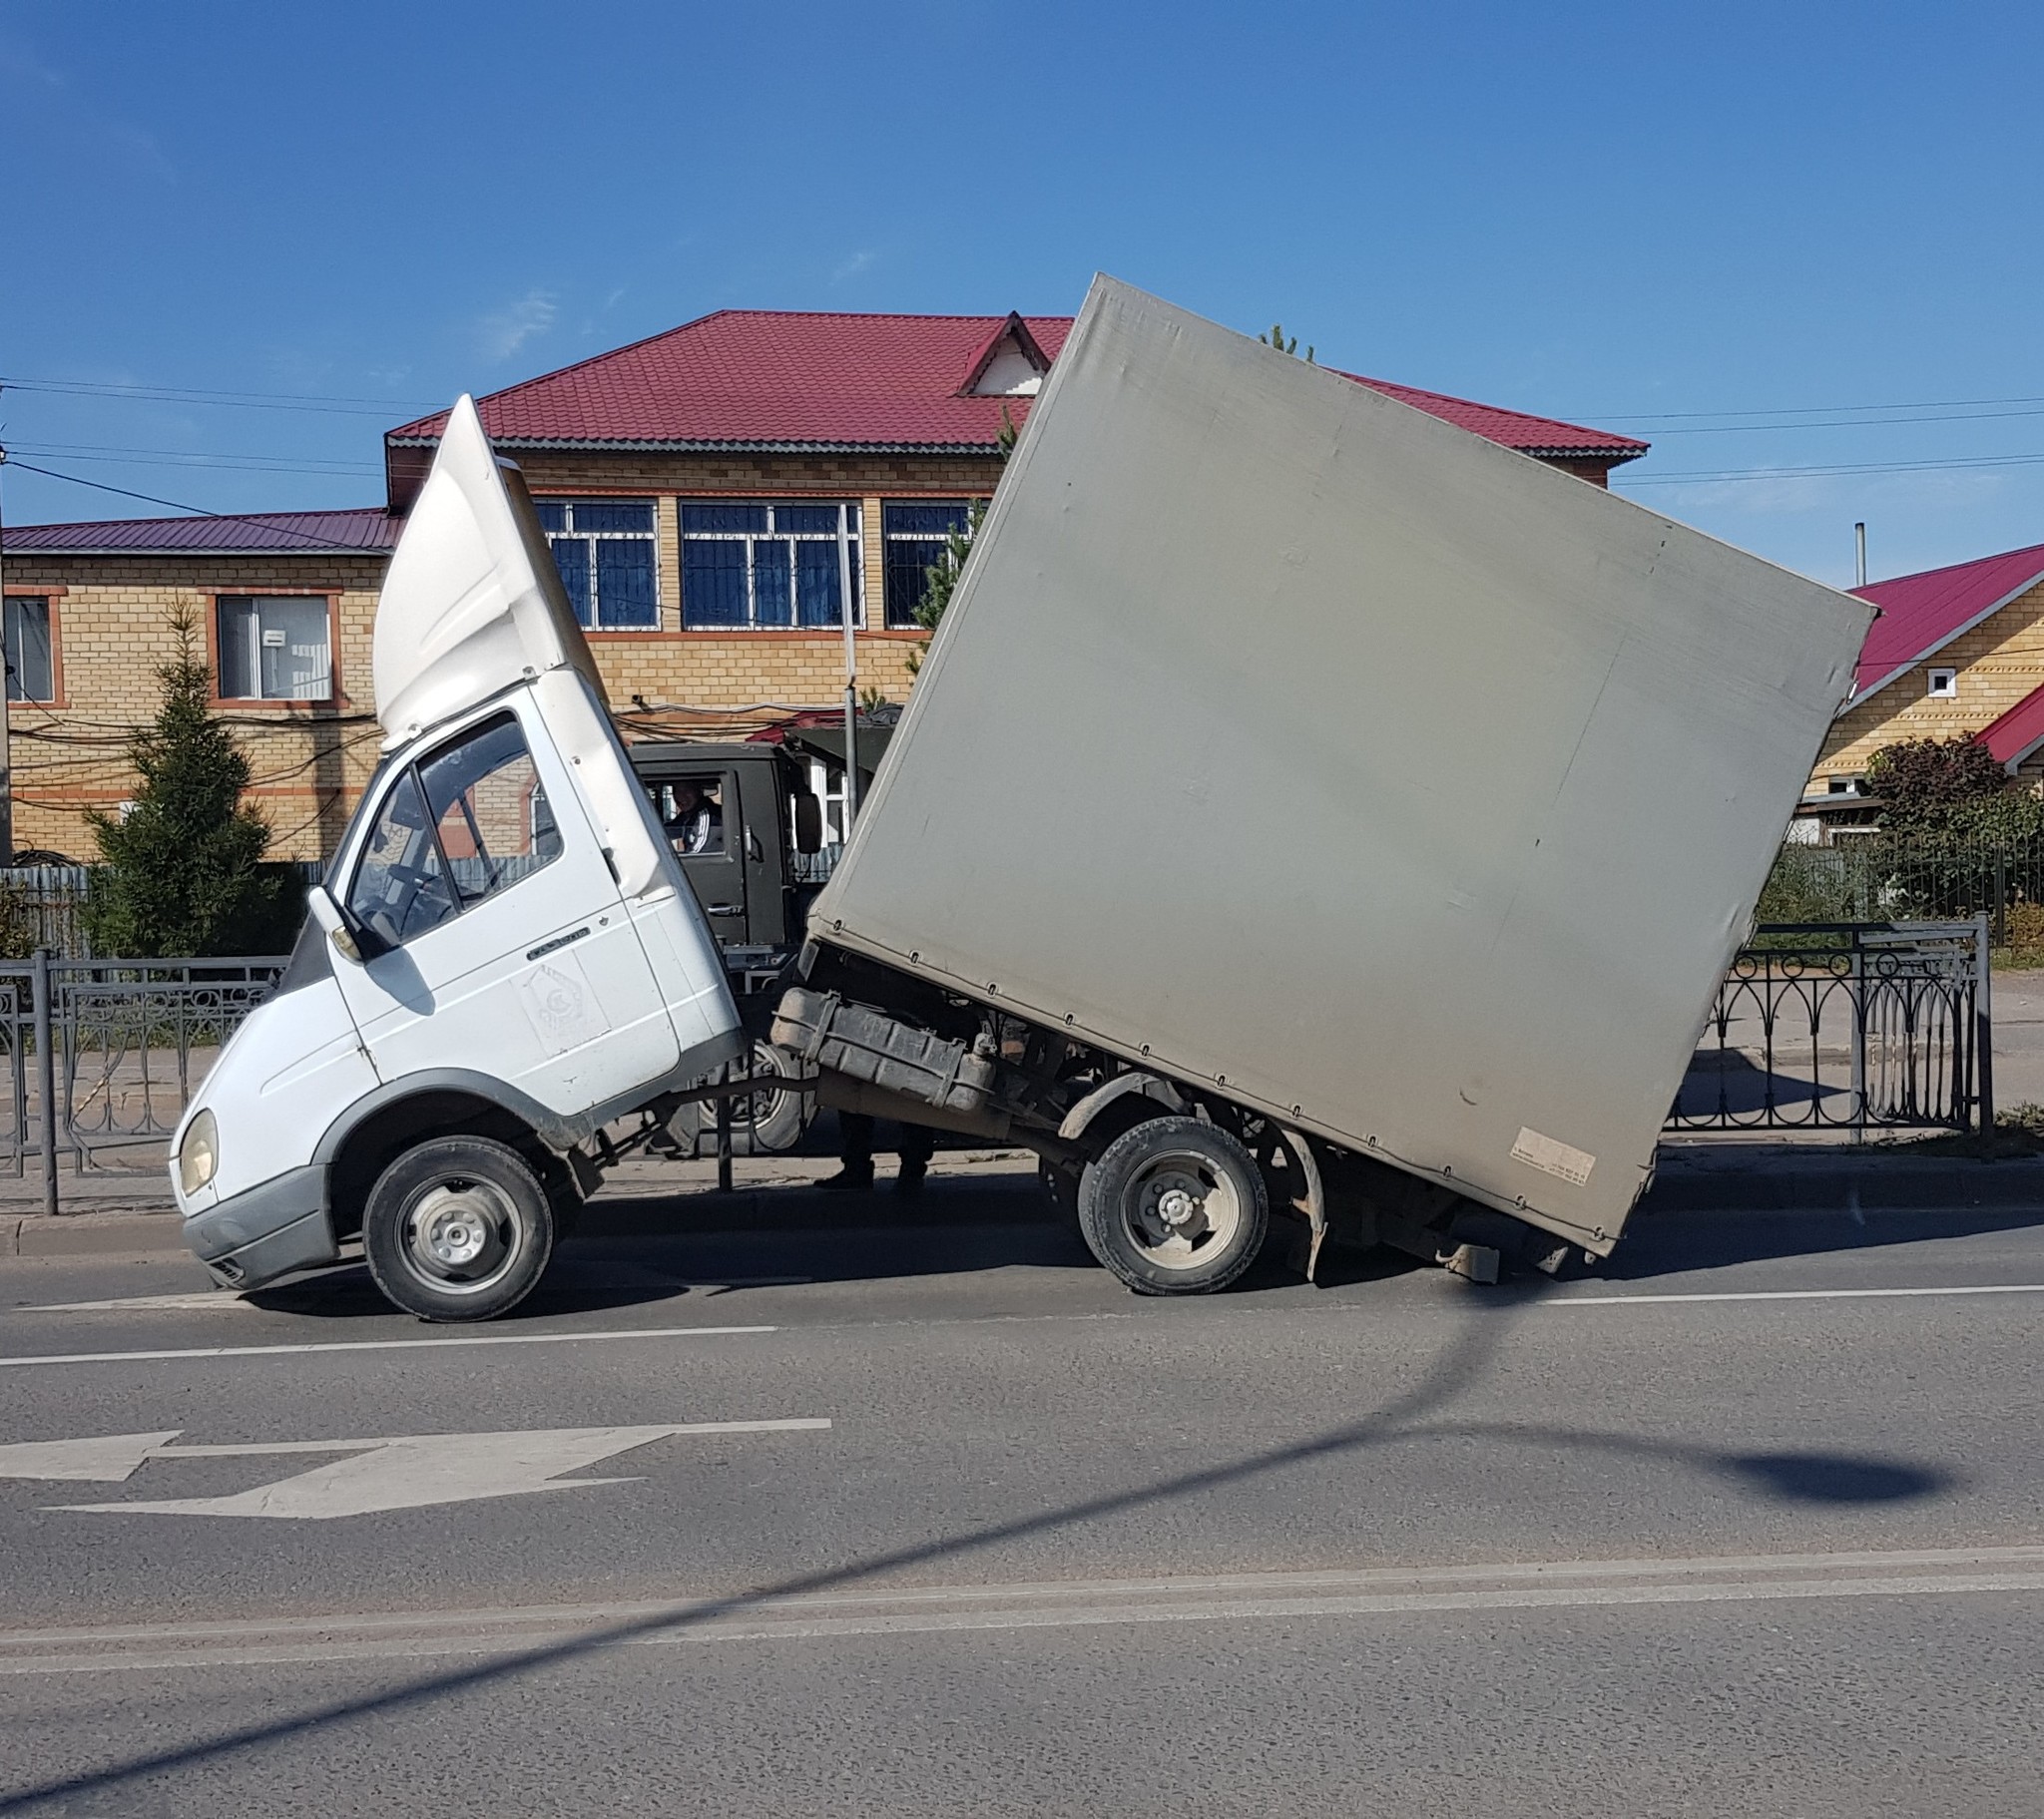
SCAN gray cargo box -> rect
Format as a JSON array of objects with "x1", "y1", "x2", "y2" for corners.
[{"x1": 809, "y1": 277, "x2": 1871, "y2": 1253}]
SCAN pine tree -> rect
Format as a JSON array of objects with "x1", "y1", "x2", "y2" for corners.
[
  {"x1": 82, "y1": 612, "x2": 293, "y2": 956},
  {"x1": 905, "y1": 405, "x2": 1017, "y2": 677}
]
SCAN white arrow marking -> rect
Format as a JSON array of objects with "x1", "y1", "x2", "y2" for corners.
[
  {"x1": 0, "y1": 1433, "x2": 185, "y2": 1482},
  {"x1": 33, "y1": 1419, "x2": 828, "y2": 1519}
]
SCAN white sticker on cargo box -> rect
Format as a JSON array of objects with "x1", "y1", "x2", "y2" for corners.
[{"x1": 1511, "y1": 1127, "x2": 1595, "y2": 1187}]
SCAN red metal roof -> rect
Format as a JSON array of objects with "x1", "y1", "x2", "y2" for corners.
[
  {"x1": 386, "y1": 308, "x2": 1648, "y2": 465},
  {"x1": 1849, "y1": 542, "x2": 2044, "y2": 700},
  {"x1": 2, "y1": 507, "x2": 397, "y2": 557},
  {"x1": 1976, "y1": 682, "x2": 2044, "y2": 769}
]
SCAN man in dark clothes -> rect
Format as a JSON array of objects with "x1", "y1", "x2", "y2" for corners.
[{"x1": 819, "y1": 1114, "x2": 935, "y2": 1194}]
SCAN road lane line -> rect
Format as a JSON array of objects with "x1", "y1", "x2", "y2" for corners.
[
  {"x1": 1549, "y1": 1283, "x2": 2044, "y2": 1306},
  {"x1": 0, "y1": 1324, "x2": 774, "y2": 1370},
  {"x1": 5, "y1": 1541, "x2": 2041, "y2": 1672}
]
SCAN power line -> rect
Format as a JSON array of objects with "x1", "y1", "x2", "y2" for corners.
[
  {"x1": 1620, "y1": 452, "x2": 2044, "y2": 486},
  {"x1": 1579, "y1": 391, "x2": 2044, "y2": 424},
  {"x1": 0, "y1": 376, "x2": 437, "y2": 417},
  {"x1": 11, "y1": 443, "x2": 378, "y2": 479},
  {"x1": 2, "y1": 459, "x2": 223, "y2": 516}
]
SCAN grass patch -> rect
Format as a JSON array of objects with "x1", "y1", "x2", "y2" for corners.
[{"x1": 1882, "y1": 1102, "x2": 2044, "y2": 1157}]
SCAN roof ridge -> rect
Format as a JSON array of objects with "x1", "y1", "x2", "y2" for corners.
[
  {"x1": 1348, "y1": 371, "x2": 1650, "y2": 451},
  {"x1": 1855, "y1": 540, "x2": 2044, "y2": 596}
]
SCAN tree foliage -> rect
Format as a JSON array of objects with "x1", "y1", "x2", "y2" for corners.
[
  {"x1": 1865, "y1": 736, "x2": 2010, "y2": 832},
  {"x1": 81, "y1": 613, "x2": 297, "y2": 956},
  {"x1": 1259, "y1": 321, "x2": 1315, "y2": 363},
  {"x1": 905, "y1": 405, "x2": 1017, "y2": 677}
]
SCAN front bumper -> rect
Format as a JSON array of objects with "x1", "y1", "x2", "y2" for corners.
[{"x1": 183, "y1": 1164, "x2": 337, "y2": 1289}]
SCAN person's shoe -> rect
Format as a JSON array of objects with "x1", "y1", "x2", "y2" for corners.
[
  {"x1": 816, "y1": 1162, "x2": 875, "y2": 1192},
  {"x1": 895, "y1": 1159, "x2": 927, "y2": 1198}
]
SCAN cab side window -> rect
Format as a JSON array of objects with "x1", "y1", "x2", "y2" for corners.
[
  {"x1": 347, "y1": 771, "x2": 457, "y2": 948},
  {"x1": 347, "y1": 712, "x2": 561, "y2": 948},
  {"x1": 650, "y1": 775, "x2": 727, "y2": 858}
]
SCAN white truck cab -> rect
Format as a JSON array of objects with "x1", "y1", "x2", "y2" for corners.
[{"x1": 171, "y1": 398, "x2": 744, "y2": 1319}]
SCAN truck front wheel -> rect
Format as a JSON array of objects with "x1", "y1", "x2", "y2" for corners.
[
  {"x1": 362, "y1": 1136, "x2": 555, "y2": 1322},
  {"x1": 1078, "y1": 1117, "x2": 1269, "y2": 1295}
]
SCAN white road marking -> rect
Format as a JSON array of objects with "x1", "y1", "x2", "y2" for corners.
[
  {"x1": 1549, "y1": 1283, "x2": 2044, "y2": 1307},
  {"x1": 0, "y1": 1324, "x2": 774, "y2": 1370},
  {"x1": 22, "y1": 1292, "x2": 258, "y2": 1313},
  {"x1": 21, "y1": 1276, "x2": 813, "y2": 1313},
  {"x1": 0, "y1": 1419, "x2": 829, "y2": 1518},
  {"x1": 2, "y1": 1540, "x2": 2038, "y2": 1672}
]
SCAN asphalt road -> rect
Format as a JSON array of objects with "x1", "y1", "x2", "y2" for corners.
[{"x1": 1, "y1": 1170, "x2": 2042, "y2": 1815}]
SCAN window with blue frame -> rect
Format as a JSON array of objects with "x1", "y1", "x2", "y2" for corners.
[
  {"x1": 882, "y1": 500, "x2": 975, "y2": 628},
  {"x1": 680, "y1": 501, "x2": 862, "y2": 630},
  {"x1": 534, "y1": 499, "x2": 659, "y2": 630}
]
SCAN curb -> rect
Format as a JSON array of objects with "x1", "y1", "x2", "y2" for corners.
[
  {"x1": 8, "y1": 1157, "x2": 2042, "y2": 1262},
  {"x1": 5, "y1": 1211, "x2": 184, "y2": 1258}
]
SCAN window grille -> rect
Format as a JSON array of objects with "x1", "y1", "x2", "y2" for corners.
[
  {"x1": 534, "y1": 499, "x2": 659, "y2": 631},
  {"x1": 680, "y1": 501, "x2": 862, "y2": 631},
  {"x1": 882, "y1": 501, "x2": 974, "y2": 628}
]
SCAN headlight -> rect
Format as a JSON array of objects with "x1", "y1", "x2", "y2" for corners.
[{"x1": 178, "y1": 1110, "x2": 219, "y2": 1196}]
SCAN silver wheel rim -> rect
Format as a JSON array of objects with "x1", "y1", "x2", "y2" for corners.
[
  {"x1": 740, "y1": 1041, "x2": 794, "y2": 1132},
  {"x1": 402, "y1": 1178, "x2": 524, "y2": 1296},
  {"x1": 1119, "y1": 1149, "x2": 1244, "y2": 1272}
]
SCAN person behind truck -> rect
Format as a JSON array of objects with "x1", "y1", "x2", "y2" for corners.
[
  {"x1": 664, "y1": 779, "x2": 724, "y2": 856},
  {"x1": 820, "y1": 1114, "x2": 935, "y2": 1196}
]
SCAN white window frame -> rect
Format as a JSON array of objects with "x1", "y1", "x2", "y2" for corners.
[
  {"x1": 1926, "y1": 667, "x2": 1958, "y2": 698},
  {"x1": 881, "y1": 499, "x2": 976, "y2": 628},
  {"x1": 680, "y1": 501, "x2": 864, "y2": 632},
  {"x1": 533, "y1": 498, "x2": 661, "y2": 631},
  {"x1": 216, "y1": 594, "x2": 333, "y2": 702},
  {"x1": 4, "y1": 596, "x2": 55, "y2": 703}
]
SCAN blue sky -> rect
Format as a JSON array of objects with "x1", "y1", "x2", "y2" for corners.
[{"x1": 3, "y1": 0, "x2": 2040, "y2": 588}]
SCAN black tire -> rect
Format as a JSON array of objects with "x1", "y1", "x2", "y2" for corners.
[
  {"x1": 666, "y1": 1042, "x2": 811, "y2": 1156},
  {"x1": 362, "y1": 1136, "x2": 554, "y2": 1322},
  {"x1": 1078, "y1": 1116, "x2": 1269, "y2": 1295}
]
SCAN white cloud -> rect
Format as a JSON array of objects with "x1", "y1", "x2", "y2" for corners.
[
  {"x1": 475, "y1": 289, "x2": 559, "y2": 361},
  {"x1": 831, "y1": 249, "x2": 877, "y2": 283}
]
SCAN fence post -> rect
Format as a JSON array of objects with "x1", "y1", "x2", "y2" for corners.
[
  {"x1": 1995, "y1": 854, "x2": 2008, "y2": 948},
  {"x1": 32, "y1": 947, "x2": 56, "y2": 1217},
  {"x1": 1975, "y1": 911, "x2": 1995, "y2": 1134},
  {"x1": 1848, "y1": 936, "x2": 1867, "y2": 1145},
  {"x1": 715, "y1": 1060, "x2": 734, "y2": 1194}
]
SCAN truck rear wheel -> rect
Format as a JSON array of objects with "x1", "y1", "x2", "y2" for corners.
[
  {"x1": 362, "y1": 1136, "x2": 554, "y2": 1322},
  {"x1": 666, "y1": 1041, "x2": 810, "y2": 1156},
  {"x1": 1078, "y1": 1117, "x2": 1269, "y2": 1295}
]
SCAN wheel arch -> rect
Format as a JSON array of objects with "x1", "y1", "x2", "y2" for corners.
[{"x1": 316, "y1": 1074, "x2": 563, "y2": 1239}]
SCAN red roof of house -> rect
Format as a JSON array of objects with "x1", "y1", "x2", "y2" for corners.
[
  {"x1": 1976, "y1": 683, "x2": 2044, "y2": 769},
  {"x1": 3, "y1": 506, "x2": 397, "y2": 556},
  {"x1": 1849, "y1": 541, "x2": 2044, "y2": 700},
  {"x1": 386, "y1": 308, "x2": 1648, "y2": 465}
]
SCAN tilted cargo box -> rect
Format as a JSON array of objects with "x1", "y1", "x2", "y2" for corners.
[{"x1": 808, "y1": 277, "x2": 1872, "y2": 1255}]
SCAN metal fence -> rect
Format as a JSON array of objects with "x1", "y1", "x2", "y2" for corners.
[
  {"x1": 0, "y1": 952, "x2": 289, "y2": 1211},
  {"x1": 0, "y1": 863, "x2": 322, "y2": 960},
  {"x1": 1668, "y1": 920, "x2": 1989, "y2": 1137},
  {"x1": 1766, "y1": 835, "x2": 2044, "y2": 941}
]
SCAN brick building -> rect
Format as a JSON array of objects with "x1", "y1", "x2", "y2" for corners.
[
  {"x1": 2, "y1": 308, "x2": 1647, "y2": 861},
  {"x1": 1803, "y1": 541, "x2": 2044, "y2": 822}
]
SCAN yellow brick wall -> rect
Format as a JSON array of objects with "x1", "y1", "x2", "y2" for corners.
[
  {"x1": 1812, "y1": 578, "x2": 2044, "y2": 786},
  {"x1": 3, "y1": 452, "x2": 992, "y2": 861}
]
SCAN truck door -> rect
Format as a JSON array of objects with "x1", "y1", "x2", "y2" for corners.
[
  {"x1": 647, "y1": 768, "x2": 749, "y2": 948},
  {"x1": 333, "y1": 697, "x2": 682, "y2": 1115}
]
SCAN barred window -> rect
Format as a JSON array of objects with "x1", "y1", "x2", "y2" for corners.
[
  {"x1": 681, "y1": 501, "x2": 862, "y2": 631},
  {"x1": 535, "y1": 498, "x2": 659, "y2": 631},
  {"x1": 882, "y1": 501, "x2": 975, "y2": 629}
]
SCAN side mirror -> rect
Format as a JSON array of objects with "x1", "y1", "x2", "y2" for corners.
[
  {"x1": 792, "y1": 792, "x2": 823, "y2": 855},
  {"x1": 306, "y1": 884, "x2": 363, "y2": 965}
]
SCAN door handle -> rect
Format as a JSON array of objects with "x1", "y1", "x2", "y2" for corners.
[{"x1": 705, "y1": 903, "x2": 743, "y2": 916}]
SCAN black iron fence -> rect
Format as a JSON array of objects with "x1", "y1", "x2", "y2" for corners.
[
  {"x1": 0, "y1": 953, "x2": 289, "y2": 1211},
  {"x1": 1766, "y1": 834, "x2": 2044, "y2": 941},
  {"x1": 1668, "y1": 920, "x2": 1989, "y2": 1136}
]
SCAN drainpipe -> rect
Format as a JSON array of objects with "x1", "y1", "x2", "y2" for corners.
[{"x1": 1854, "y1": 522, "x2": 1867, "y2": 590}]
